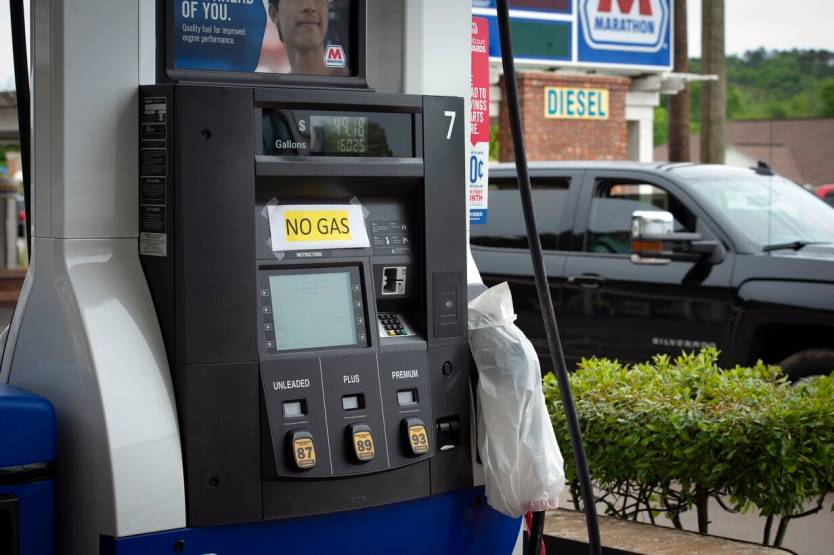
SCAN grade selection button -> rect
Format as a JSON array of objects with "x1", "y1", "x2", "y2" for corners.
[
  {"x1": 288, "y1": 430, "x2": 317, "y2": 470},
  {"x1": 403, "y1": 417, "x2": 429, "y2": 456},
  {"x1": 347, "y1": 424, "x2": 376, "y2": 463}
]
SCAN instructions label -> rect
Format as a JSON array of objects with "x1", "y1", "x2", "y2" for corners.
[
  {"x1": 370, "y1": 221, "x2": 412, "y2": 256},
  {"x1": 139, "y1": 233, "x2": 168, "y2": 257},
  {"x1": 140, "y1": 96, "x2": 168, "y2": 257},
  {"x1": 268, "y1": 204, "x2": 370, "y2": 252}
]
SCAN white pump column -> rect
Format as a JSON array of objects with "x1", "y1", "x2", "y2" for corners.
[
  {"x1": 1, "y1": 1, "x2": 185, "y2": 553},
  {"x1": 400, "y1": 0, "x2": 484, "y2": 287}
]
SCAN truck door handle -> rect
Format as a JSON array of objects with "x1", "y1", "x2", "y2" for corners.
[{"x1": 567, "y1": 273, "x2": 606, "y2": 288}]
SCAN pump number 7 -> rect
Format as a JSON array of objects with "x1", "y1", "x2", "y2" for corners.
[{"x1": 444, "y1": 111, "x2": 456, "y2": 140}]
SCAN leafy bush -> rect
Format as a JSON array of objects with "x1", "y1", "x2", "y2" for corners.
[{"x1": 543, "y1": 349, "x2": 834, "y2": 546}]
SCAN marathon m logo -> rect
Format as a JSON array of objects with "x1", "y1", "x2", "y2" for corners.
[
  {"x1": 581, "y1": 0, "x2": 668, "y2": 53},
  {"x1": 324, "y1": 44, "x2": 347, "y2": 68},
  {"x1": 598, "y1": 0, "x2": 653, "y2": 16}
]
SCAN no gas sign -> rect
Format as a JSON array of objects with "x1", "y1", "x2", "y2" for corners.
[{"x1": 267, "y1": 204, "x2": 370, "y2": 252}]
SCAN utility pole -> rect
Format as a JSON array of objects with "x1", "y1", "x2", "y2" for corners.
[
  {"x1": 668, "y1": 0, "x2": 690, "y2": 161},
  {"x1": 700, "y1": 0, "x2": 726, "y2": 164}
]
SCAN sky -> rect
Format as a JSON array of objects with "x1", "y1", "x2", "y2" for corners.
[
  {"x1": 686, "y1": 0, "x2": 834, "y2": 58},
  {"x1": 2, "y1": 1, "x2": 834, "y2": 90}
]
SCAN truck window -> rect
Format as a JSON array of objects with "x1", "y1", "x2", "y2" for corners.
[
  {"x1": 470, "y1": 179, "x2": 570, "y2": 250},
  {"x1": 585, "y1": 180, "x2": 695, "y2": 255}
]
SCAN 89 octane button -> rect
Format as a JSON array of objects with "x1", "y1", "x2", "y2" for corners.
[{"x1": 347, "y1": 424, "x2": 376, "y2": 462}]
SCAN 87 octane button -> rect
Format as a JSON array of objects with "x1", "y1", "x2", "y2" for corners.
[{"x1": 288, "y1": 430, "x2": 317, "y2": 470}]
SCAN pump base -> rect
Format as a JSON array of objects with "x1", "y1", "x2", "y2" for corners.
[{"x1": 100, "y1": 487, "x2": 519, "y2": 554}]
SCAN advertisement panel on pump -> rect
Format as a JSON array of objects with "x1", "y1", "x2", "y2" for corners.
[{"x1": 170, "y1": 0, "x2": 362, "y2": 83}]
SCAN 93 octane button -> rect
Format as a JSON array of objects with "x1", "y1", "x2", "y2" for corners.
[{"x1": 404, "y1": 417, "x2": 430, "y2": 456}]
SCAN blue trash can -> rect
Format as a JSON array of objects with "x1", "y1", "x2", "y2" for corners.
[{"x1": 0, "y1": 385, "x2": 55, "y2": 555}]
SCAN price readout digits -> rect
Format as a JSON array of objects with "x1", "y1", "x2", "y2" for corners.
[{"x1": 312, "y1": 115, "x2": 368, "y2": 154}]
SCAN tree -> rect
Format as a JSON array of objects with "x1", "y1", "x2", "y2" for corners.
[
  {"x1": 700, "y1": 0, "x2": 726, "y2": 164},
  {"x1": 668, "y1": 0, "x2": 690, "y2": 161},
  {"x1": 822, "y1": 78, "x2": 834, "y2": 117}
]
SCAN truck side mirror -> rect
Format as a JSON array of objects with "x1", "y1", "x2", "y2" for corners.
[{"x1": 630, "y1": 211, "x2": 723, "y2": 265}]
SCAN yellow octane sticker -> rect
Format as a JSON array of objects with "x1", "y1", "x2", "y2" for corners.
[
  {"x1": 284, "y1": 210, "x2": 352, "y2": 242},
  {"x1": 408, "y1": 425, "x2": 430, "y2": 454},
  {"x1": 293, "y1": 437, "x2": 316, "y2": 469},
  {"x1": 353, "y1": 430, "x2": 376, "y2": 461}
]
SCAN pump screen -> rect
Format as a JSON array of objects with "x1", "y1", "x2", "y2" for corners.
[
  {"x1": 270, "y1": 271, "x2": 358, "y2": 351},
  {"x1": 311, "y1": 116, "x2": 368, "y2": 154}
]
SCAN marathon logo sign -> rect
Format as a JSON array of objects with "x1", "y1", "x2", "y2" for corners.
[
  {"x1": 581, "y1": 0, "x2": 669, "y2": 53},
  {"x1": 324, "y1": 44, "x2": 347, "y2": 68}
]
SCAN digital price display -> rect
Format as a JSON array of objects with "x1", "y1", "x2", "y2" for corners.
[
  {"x1": 260, "y1": 109, "x2": 413, "y2": 158},
  {"x1": 311, "y1": 115, "x2": 368, "y2": 155}
]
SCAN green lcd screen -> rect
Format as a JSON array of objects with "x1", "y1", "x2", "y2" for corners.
[{"x1": 270, "y1": 271, "x2": 358, "y2": 351}]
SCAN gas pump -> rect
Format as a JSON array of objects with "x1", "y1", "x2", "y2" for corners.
[{"x1": 138, "y1": 84, "x2": 482, "y2": 528}]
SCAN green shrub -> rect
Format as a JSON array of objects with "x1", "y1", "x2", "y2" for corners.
[{"x1": 544, "y1": 348, "x2": 834, "y2": 546}]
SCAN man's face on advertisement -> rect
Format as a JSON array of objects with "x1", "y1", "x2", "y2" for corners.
[{"x1": 270, "y1": 0, "x2": 330, "y2": 51}]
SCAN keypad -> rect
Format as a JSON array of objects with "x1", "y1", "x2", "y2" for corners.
[{"x1": 378, "y1": 312, "x2": 410, "y2": 337}]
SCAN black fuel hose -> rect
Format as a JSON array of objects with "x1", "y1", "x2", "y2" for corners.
[
  {"x1": 528, "y1": 511, "x2": 546, "y2": 555},
  {"x1": 494, "y1": 1, "x2": 601, "y2": 554},
  {"x1": 10, "y1": 0, "x2": 32, "y2": 261}
]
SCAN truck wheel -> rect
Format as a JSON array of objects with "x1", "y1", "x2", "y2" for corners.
[{"x1": 779, "y1": 349, "x2": 834, "y2": 381}]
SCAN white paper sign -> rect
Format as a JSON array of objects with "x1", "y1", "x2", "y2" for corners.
[
  {"x1": 267, "y1": 204, "x2": 370, "y2": 252},
  {"x1": 468, "y1": 142, "x2": 490, "y2": 225}
]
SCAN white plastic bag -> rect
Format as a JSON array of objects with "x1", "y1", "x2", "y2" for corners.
[{"x1": 468, "y1": 282, "x2": 565, "y2": 518}]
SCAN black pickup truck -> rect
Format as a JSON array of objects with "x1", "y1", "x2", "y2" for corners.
[{"x1": 471, "y1": 162, "x2": 834, "y2": 379}]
